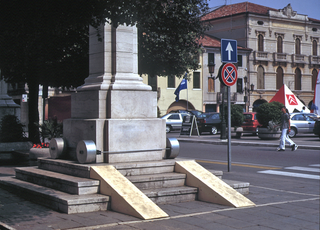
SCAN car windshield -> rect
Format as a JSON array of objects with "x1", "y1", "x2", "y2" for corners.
[{"x1": 244, "y1": 114, "x2": 252, "y2": 120}]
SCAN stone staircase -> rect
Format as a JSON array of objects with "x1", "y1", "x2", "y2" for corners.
[{"x1": 0, "y1": 158, "x2": 250, "y2": 214}]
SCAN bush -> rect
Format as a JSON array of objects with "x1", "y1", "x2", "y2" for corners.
[
  {"x1": 256, "y1": 101, "x2": 284, "y2": 128},
  {"x1": 223, "y1": 104, "x2": 244, "y2": 128},
  {"x1": 0, "y1": 115, "x2": 26, "y2": 142},
  {"x1": 36, "y1": 117, "x2": 63, "y2": 142}
]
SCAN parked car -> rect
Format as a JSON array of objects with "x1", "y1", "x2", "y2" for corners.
[
  {"x1": 169, "y1": 110, "x2": 204, "y2": 119},
  {"x1": 289, "y1": 113, "x2": 319, "y2": 137},
  {"x1": 197, "y1": 112, "x2": 221, "y2": 135},
  {"x1": 241, "y1": 112, "x2": 261, "y2": 135},
  {"x1": 313, "y1": 118, "x2": 320, "y2": 139},
  {"x1": 161, "y1": 113, "x2": 189, "y2": 133}
]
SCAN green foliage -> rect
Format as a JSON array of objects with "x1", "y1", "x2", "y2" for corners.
[
  {"x1": 256, "y1": 101, "x2": 284, "y2": 127},
  {"x1": 230, "y1": 104, "x2": 244, "y2": 128},
  {"x1": 223, "y1": 104, "x2": 244, "y2": 128},
  {"x1": 138, "y1": 0, "x2": 209, "y2": 77},
  {"x1": 0, "y1": 115, "x2": 26, "y2": 142},
  {"x1": 36, "y1": 118, "x2": 63, "y2": 142}
]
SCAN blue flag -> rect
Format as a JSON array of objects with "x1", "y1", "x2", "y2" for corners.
[{"x1": 174, "y1": 77, "x2": 187, "y2": 102}]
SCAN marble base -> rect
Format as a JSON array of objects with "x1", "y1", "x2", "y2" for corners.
[{"x1": 63, "y1": 118, "x2": 166, "y2": 163}]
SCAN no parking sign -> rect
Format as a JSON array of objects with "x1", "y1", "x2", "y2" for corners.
[{"x1": 220, "y1": 63, "x2": 237, "y2": 87}]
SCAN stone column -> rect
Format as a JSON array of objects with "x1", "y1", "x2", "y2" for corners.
[{"x1": 63, "y1": 23, "x2": 166, "y2": 163}]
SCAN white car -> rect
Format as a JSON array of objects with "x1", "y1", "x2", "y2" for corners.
[
  {"x1": 289, "y1": 113, "x2": 318, "y2": 137},
  {"x1": 161, "y1": 113, "x2": 190, "y2": 133}
]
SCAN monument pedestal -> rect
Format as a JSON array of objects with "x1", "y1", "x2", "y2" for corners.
[{"x1": 64, "y1": 89, "x2": 166, "y2": 163}]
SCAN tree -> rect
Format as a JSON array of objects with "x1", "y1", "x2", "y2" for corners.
[
  {"x1": 137, "y1": 0, "x2": 209, "y2": 77},
  {"x1": 0, "y1": 0, "x2": 209, "y2": 143}
]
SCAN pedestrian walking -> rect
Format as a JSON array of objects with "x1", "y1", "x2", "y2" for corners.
[{"x1": 277, "y1": 106, "x2": 298, "y2": 151}]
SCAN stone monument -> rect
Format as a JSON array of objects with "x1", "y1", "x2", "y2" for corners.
[{"x1": 63, "y1": 23, "x2": 166, "y2": 163}]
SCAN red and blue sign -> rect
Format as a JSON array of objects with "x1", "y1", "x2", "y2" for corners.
[{"x1": 220, "y1": 63, "x2": 238, "y2": 87}]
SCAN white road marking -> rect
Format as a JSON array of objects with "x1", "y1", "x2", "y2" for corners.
[
  {"x1": 258, "y1": 170, "x2": 320, "y2": 180},
  {"x1": 285, "y1": 166, "x2": 320, "y2": 173}
]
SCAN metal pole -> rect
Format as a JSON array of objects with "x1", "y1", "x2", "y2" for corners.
[
  {"x1": 220, "y1": 85, "x2": 227, "y2": 139},
  {"x1": 227, "y1": 86, "x2": 231, "y2": 172}
]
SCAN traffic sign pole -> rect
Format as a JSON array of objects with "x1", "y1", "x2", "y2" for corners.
[{"x1": 227, "y1": 86, "x2": 231, "y2": 172}]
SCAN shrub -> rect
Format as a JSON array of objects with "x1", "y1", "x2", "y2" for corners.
[
  {"x1": 256, "y1": 101, "x2": 284, "y2": 128},
  {"x1": 0, "y1": 115, "x2": 26, "y2": 142},
  {"x1": 36, "y1": 117, "x2": 63, "y2": 142},
  {"x1": 223, "y1": 104, "x2": 244, "y2": 128}
]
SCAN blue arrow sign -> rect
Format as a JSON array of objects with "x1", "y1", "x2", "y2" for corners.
[{"x1": 221, "y1": 39, "x2": 237, "y2": 63}]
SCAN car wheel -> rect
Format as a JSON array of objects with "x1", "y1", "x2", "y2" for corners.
[
  {"x1": 210, "y1": 126, "x2": 218, "y2": 135},
  {"x1": 166, "y1": 126, "x2": 171, "y2": 133},
  {"x1": 288, "y1": 127, "x2": 297, "y2": 138}
]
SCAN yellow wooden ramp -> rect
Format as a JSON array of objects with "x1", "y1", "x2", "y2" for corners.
[
  {"x1": 175, "y1": 161, "x2": 255, "y2": 208},
  {"x1": 90, "y1": 165, "x2": 168, "y2": 220}
]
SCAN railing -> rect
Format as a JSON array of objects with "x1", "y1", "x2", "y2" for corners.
[
  {"x1": 309, "y1": 55, "x2": 320, "y2": 65},
  {"x1": 254, "y1": 51, "x2": 269, "y2": 61},
  {"x1": 273, "y1": 53, "x2": 288, "y2": 63},
  {"x1": 292, "y1": 54, "x2": 306, "y2": 64}
]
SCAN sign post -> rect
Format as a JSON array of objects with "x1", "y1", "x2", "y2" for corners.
[{"x1": 220, "y1": 39, "x2": 238, "y2": 172}]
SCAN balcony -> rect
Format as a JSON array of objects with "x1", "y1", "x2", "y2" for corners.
[
  {"x1": 217, "y1": 92, "x2": 237, "y2": 103},
  {"x1": 292, "y1": 54, "x2": 306, "y2": 64},
  {"x1": 309, "y1": 55, "x2": 320, "y2": 67},
  {"x1": 273, "y1": 53, "x2": 288, "y2": 66},
  {"x1": 253, "y1": 51, "x2": 269, "y2": 63}
]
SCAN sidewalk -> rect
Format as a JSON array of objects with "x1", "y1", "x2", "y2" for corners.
[
  {"x1": 177, "y1": 133, "x2": 320, "y2": 150},
  {"x1": 0, "y1": 135, "x2": 319, "y2": 230},
  {"x1": 0, "y1": 179, "x2": 319, "y2": 230}
]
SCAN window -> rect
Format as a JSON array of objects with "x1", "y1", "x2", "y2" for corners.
[
  {"x1": 295, "y1": 68, "x2": 301, "y2": 90},
  {"x1": 168, "y1": 114, "x2": 179, "y2": 120},
  {"x1": 277, "y1": 36, "x2": 283, "y2": 53},
  {"x1": 312, "y1": 69, "x2": 318, "y2": 90},
  {"x1": 295, "y1": 38, "x2": 301, "y2": 55},
  {"x1": 257, "y1": 66, "x2": 265, "y2": 89},
  {"x1": 208, "y1": 53, "x2": 215, "y2": 65},
  {"x1": 193, "y1": 72, "x2": 200, "y2": 89},
  {"x1": 208, "y1": 77, "x2": 214, "y2": 92},
  {"x1": 167, "y1": 76, "x2": 175, "y2": 88},
  {"x1": 148, "y1": 75, "x2": 157, "y2": 91},
  {"x1": 276, "y1": 67, "x2": 283, "y2": 89},
  {"x1": 237, "y1": 55, "x2": 242, "y2": 67},
  {"x1": 313, "y1": 40, "x2": 318, "y2": 56},
  {"x1": 258, "y1": 34, "x2": 264, "y2": 52}
]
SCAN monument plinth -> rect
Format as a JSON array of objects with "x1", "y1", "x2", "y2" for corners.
[{"x1": 64, "y1": 24, "x2": 165, "y2": 163}]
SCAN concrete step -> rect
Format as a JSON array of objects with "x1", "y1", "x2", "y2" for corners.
[
  {"x1": 143, "y1": 186, "x2": 198, "y2": 204},
  {"x1": 223, "y1": 179, "x2": 250, "y2": 195},
  {"x1": 15, "y1": 167, "x2": 100, "y2": 195},
  {"x1": 38, "y1": 158, "x2": 92, "y2": 178},
  {"x1": 0, "y1": 176, "x2": 110, "y2": 214},
  {"x1": 111, "y1": 159, "x2": 177, "y2": 176},
  {"x1": 127, "y1": 172, "x2": 186, "y2": 190}
]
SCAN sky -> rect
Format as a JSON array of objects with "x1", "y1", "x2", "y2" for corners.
[{"x1": 207, "y1": 0, "x2": 320, "y2": 20}]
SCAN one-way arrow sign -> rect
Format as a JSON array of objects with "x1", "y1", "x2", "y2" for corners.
[{"x1": 221, "y1": 39, "x2": 237, "y2": 63}]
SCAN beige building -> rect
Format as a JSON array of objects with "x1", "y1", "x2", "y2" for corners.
[
  {"x1": 142, "y1": 34, "x2": 252, "y2": 116},
  {"x1": 202, "y1": 2, "x2": 320, "y2": 111}
]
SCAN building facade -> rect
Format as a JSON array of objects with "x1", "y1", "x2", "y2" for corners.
[
  {"x1": 202, "y1": 2, "x2": 320, "y2": 111},
  {"x1": 142, "y1": 35, "x2": 251, "y2": 116}
]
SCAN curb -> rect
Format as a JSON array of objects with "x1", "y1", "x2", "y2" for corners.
[{"x1": 177, "y1": 138, "x2": 320, "y2": 150}]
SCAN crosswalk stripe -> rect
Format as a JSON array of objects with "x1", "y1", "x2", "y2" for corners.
[
  {"x1": 309, "y1": 164, "x2": 320, "y2": 167},
  {"x1": 258, "y1": 170, "x2": 320, "y2": 180},
  {"x1": 285, "y1": 166, "x2": 320, "y2": 173}
]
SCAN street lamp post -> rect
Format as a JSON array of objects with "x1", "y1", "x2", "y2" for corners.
[{"x1": 243, "y1": 76, "x2": 254, "y2": 112}]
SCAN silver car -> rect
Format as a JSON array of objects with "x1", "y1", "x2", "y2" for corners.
[
  {"x1": 161, "y1": 113, "x2": 189, "y2": 133},
  {"x1": 289, "y1": 113, "x2": 318, "y2": 137}
]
